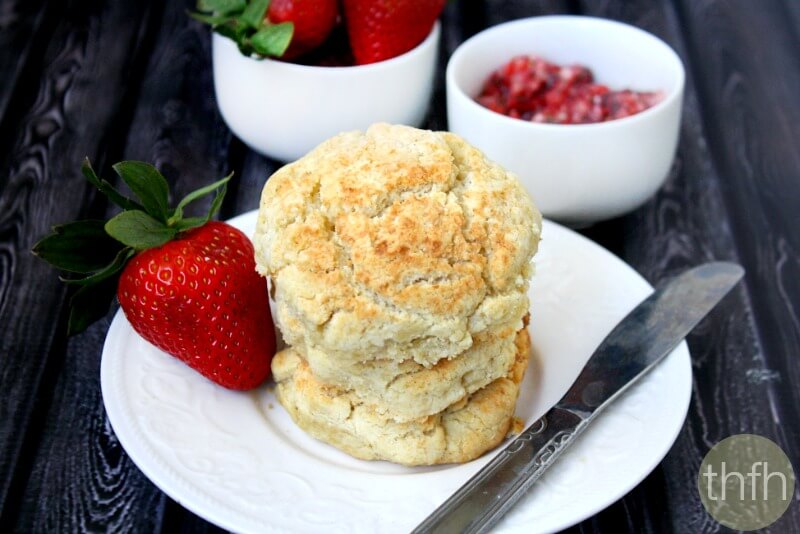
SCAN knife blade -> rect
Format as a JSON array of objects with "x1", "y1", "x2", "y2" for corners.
[{"x1": 412, "y1": 261, "x2": 744, "y2": 534}]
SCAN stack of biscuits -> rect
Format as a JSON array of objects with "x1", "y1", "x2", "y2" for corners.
[{"x1": 254, "y1": 124, "x2": 541, "y2": 466}]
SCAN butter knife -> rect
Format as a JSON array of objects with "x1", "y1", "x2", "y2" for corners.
[{"x1": 412, "y1": 261, "x2": 744, "y2": 534}]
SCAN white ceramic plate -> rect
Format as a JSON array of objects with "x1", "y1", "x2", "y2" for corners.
[{"x1": 101, "y1": 210, "x2": 691, "y2": 533}]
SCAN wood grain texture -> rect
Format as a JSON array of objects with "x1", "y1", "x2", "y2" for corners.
[
  {"x1": 484, "y1": 0, "x2": 577, "y2": 24},
  {"x1": 416, "y1": 0, "x2": 481, "y2": 135},
  {"x1": 12, "y1": 321, "x2": 166, "y2": 532},
  {"x1": 116, "y1": 0, "x2": 232, "y2": 205},
  {"x1": 9, "y1": 0, "x2": 236, "y2": 531},
  {"x1": 572, "y1": 0, "x2": 800, "y2": 532},
  {"x1": 674, "y1": 0, "x2": 800, "y2": 449},
  {"x1": 0, "y1": 0, "x2": 797, "y2": 532},
  {"x1": 222, "y1": 146, "x2": 277, "y2": 217},
  {"x1": 0, "y1": 0, "x2": 160, "y2": 522},
  {"x1": 0, "y1": 0, "x2": 49, "y2": 125}
]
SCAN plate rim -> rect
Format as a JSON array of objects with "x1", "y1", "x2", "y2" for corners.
[{"x1": 101, "y1": 211, "x2": 692, "y2": 533}]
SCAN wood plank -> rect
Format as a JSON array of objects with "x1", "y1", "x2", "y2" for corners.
[
  {"x1": 420, "y1": 0, "x2": 462, "y2": 132},
  {"x1": 0, "y1": 0, "x2": 165, "y2": 528},
  {"x1": 221, "y1": 143, "x2": 278, "y2": 218},
  {"x1": 672, "y1": 0, "x2": 800, "y2": 445},
  {"x1": 784, "y1": 0, "x2": 800, "y2": 34},
  {"x1": 568, "y1": 0, "x2": 799, "y2": 532},
  {"x1": 5, "y1": 1, "x2": 795, "y2": 531},
  {"x1": 7, "y1": 0, "x2": 239, "y2": 531},
  {"x1": 12, "y1": 324, "x2": 167, "y2": 532},
  {"x1": 0, "y1": 0, "x2": 49, "y2": 124},
  {"x1": 159, "y1": 495, "x2": 227, "y2": 534},
  {"x1": 484, "y1": 0, "x2": 578, "y2": 25}
]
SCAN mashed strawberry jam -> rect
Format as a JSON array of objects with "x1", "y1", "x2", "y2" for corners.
[{"x1": 476, "y1": 55, "x2": 663, "y2": 124}]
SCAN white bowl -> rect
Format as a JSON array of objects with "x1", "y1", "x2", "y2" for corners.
[
  {"x1": 447, "y1": 16, "x2": 685, "y2": 225},
  {"x1": 213, "y1": 23, "x2": 440, "y2": 162}
]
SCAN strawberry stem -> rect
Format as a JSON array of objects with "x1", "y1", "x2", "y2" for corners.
[
  {"x1": 81, "y1": 159, "x2": 144, "y2": 212},
  {"x1": 169, "y1": 173, "x2": 232, "y2": 225},
  {"x1": 189, "y1": 0, "x2": 294, "y2": 58},
  {"x1": 32, "y1": 159, "x2": 233, "y2": 335}
]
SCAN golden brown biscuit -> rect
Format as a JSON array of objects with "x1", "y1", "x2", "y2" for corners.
[
  {"x1": 299, "y1": 324, "x2": 520, "y2": 422},
  {"x1": 255, "y1": 124, "x2": 541, "y2": 366},
  {"x1": 271, "y1": 328, "x2": 531, "y2": 466}
]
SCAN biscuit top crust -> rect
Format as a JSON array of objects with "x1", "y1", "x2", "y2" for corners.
[{"x1": 255, "y1": 124, "x2": 541, "y2": 362}]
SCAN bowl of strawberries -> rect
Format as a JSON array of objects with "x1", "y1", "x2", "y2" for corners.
[{"x1": 195, "y1": 0, "x2": 444, "y2": 162}]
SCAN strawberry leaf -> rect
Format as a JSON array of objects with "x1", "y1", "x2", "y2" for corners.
[
  {"x1": 112, "y1": 161, "x2": 171, "y2": 223},
  {"x1": 173, "y1": 216, "x2": 208, "y2": 232},
  {"x1": 191, "y1": 0, "x2": 293, "y2": 59},
  {"x1": 239, "y1": 0, "x2": 270, "y2": 29},
  {"x1": 32, "y1": 220, "x2": 126, "y2": 273},
  {"x1": 237, "y1": 41, "x2": 255, "y2": 57},
  {"x1": 82, "y1": 158, "x2": 144, "y2": 212},
  {"x1": 208, "y1": 181, "x2": 227, "y2": 219},
  {"x1": 198, "y1": 0, "x2": 246, "y2": 15},
  {"x1": 67, "y1": 277, "x2": 118, "y2": 336},
  {"x1": 215, "y1": 18, "x2": 247, "y2": 40},
  {"x1": 188, "y1": 10, "x2": 231, "y2": 25},
  {"x1": 105, "y1": 211, "x2": 177, "y2": 250},
  {"x1": 35, "y1": 156, "x2": 237, "y2": 336},
  {"x1": 62, "y1": 247, "x2": 134, "y2": 286},
  {"x1": 172, "y1": 181, "x2": 228, "y2": 232},
  {"x1": 250, "y1": 22, "x2": 293, "y2": 57},
  {"x1": 169, "y1": 173, "x2": 232, "y2": 224}
]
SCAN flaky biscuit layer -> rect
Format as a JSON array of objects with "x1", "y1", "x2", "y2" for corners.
[
  {"x1": 299, "y1": 324, "x2": 520, "y2": 422},
  {"x1": 271, "y1": 328, "x2": 531, "y2": 466},
  {"x1": 255, "y1": 124, "x2": 541, "y2": 366}
]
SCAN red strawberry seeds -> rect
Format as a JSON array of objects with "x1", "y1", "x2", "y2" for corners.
[
  {"x1": 118, "y1": 222, "x2": 274, "y2": 390},
  {"x1": 34, "y1": 159, "x2": 276, "y2": 391},
  {"x1": 343, "y1": 0, "x2": 445, "y2": 65}
]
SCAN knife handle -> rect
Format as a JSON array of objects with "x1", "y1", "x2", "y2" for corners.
[{"x1": 412, "y1": 408, "x2": 589, "y2": 534}]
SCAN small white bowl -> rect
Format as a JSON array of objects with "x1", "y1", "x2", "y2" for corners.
[
  {"x1": 447, "y1": 16, "x2": 685, "y2": 225},
  {"x1": 213, "y1": 23, "x2": 440, "y2": 162}
]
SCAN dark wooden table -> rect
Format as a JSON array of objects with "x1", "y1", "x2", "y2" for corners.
[{"x1": 1, "y1": 0, "x2": 798, "y2": 532}]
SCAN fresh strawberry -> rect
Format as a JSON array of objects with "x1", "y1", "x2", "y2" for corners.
[
  {"x1": 116, "y1": 222, "x2": 273, "y2": 389},
  {"x1": 267, "y1": 0, "x2": 339, "y2": 59},
  {"x1": 190, "y1": 0, "x2": 338, "y2": 60},
  {"x1": 33, "y1": 160, "x2": 276, "y2": 390},
  {"x1": 342, "y1": 0, "x2": 445, "y2": 65}
]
